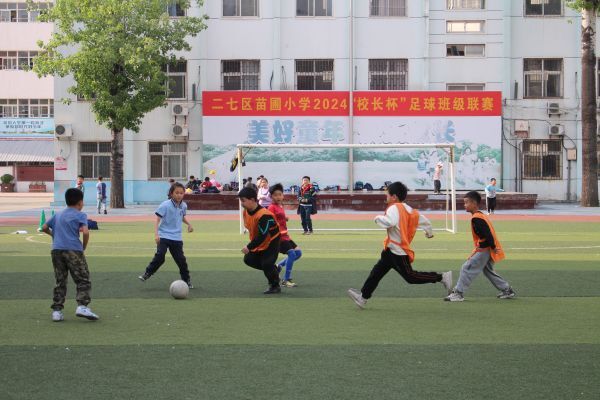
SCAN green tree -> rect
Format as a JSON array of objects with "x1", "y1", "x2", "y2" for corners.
[
  {"x1": 32, "y1": 0, "x2": 207, "y2": 207},
  {"x1": 568, "y1": 1, "x2": 599, "y2": 206}
]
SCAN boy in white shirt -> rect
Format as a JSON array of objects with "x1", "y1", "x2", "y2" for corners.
[{"x1": 348, "y1": 181, "x2": 452, "y2": 308}]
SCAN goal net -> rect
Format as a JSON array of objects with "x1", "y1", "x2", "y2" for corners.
[{"x1": 234, "y1": 143, "x2": 457, "y2": 234}]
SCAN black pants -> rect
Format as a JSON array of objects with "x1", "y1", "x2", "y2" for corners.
[
  {"x1": 299, "y1": 205, "x2": 313, "y2": 232},
  {"x1": 243, "y1": 237, "x2": 281, "y2": 287},
  {"x1": 145, "y1": 238, "x2": 190, "y2": 283},
  {"x1": 486, "y1": 197, "x2": 497, "y2": 213},
  {"x1": 434, "y1": 180, "x2": 441, "y2": 193},
  {"x1": 361, "y1": 249, "x2": 442, "y2": 299}
]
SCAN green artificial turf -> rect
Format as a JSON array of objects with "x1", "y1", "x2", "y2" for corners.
[{"x1": 0, "y1": 219, "x2": 599, "y2": 400}]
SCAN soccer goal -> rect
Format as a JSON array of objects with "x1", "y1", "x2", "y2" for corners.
[{"x1": 234, "y1": 143, "x2": 457, "y2": 234}]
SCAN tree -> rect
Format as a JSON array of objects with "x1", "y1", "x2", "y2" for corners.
[
  {"x1": 568, "y1": 1, "x2": 599, "y2": 206},
  {"x1": 32, "y1": 0, "x2": 207, "y2": 208}
]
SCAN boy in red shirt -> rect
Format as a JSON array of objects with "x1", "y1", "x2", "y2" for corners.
[{"x1": 268, "y1": 183, "x2": 302, "y2": 287}]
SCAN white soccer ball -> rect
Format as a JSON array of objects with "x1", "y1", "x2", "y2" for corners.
[{"x1": 169, "y1": 280, "x2": 189, "y2": 299}]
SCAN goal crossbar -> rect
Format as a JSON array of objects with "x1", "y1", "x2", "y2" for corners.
[{"x1": 235, "y1": 143, "x2": 457, "y2": 234}]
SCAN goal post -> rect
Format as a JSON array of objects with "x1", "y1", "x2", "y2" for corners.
[{"x1": 235, "y1": 143, "x2": 457, "y2": 234}]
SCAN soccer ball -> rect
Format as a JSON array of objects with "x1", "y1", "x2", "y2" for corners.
[{"x1": 169, "y1": 280, "x2": 189, "y2": 300}]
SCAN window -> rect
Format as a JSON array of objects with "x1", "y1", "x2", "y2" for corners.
[
  {"x1": 446, "y1": 44, "x2": 485, "y2": 57},
  {"x1": 0, "y1": 2, "x2": 51, "y2": 22},
  {"x1": 223, "y1": 0, "x2": 258, "y2": 17},
  {"x1": 447, "y1": 0, "x2": 484, "y2": 10},
  {"x1": 0, "y1": 51, "x2": 38, "y2": 70},
  {"x1": 524, "y1": 59, "x2": 562, "y2": 98},
  {"x1": 164, "y1": 60, "x2": 187, "y2": 99},
  {"x1": 369, "y1": 59, "x2": 408, "y2": 90},
  {"x1": 446, "y1": 20, "x2": 484, "y2": 33},
  {"x1": 0, "y1": 99, "x2": 53, "y2": 117},
  {"x1": 295, "y1": 59, "x2": 334, "y2": 90},
  {"x1": 167, "y1": 1, "x2": 185, "y2": 17},
  {"x1": 525, "y1": 0, "x2": 562, "y2": 16},
  {"x1": 221, "y1": 60, "x2": 260, "y2": 90},
  {"x1": 296, "y1": 0, "x2": 332, "y2": 17},
  {"x1": 446, "y1": 83, "x2": 485, "y2": 91},
  {"x1": 149, "y1": 142, "x2": 187, "y2": 179},
  {"x1": 522, "y1": 139, "x2": 562, "y2": 179},
  {"x1": 370, "y1": 0, "x2": 406, "y2": 17},
  {"x1": 80, "y1": 142, "x2": 111, "y2": 179}
]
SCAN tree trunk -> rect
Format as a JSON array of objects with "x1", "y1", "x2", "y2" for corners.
[
  {"x1": 581, "y1": 7, "x2": 600, "y2": 207},
  {"x1": 110, "y1": 128, "x2": 125, "y2": 208}
]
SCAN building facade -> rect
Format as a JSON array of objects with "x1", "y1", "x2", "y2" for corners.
[
  {"x1": 51, "y1": 0, "x2": 598, "y2": 204},
  {"x1": 0, "y1": 0, "x2": 54, "y2": 192}
]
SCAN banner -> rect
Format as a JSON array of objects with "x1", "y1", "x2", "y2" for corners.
[
  {"x1": 0, "y1": 118, "x2": 54, "y2": 134},
  {"x1": 202, "y1": 91, "x2": 502, "y2": 190}
]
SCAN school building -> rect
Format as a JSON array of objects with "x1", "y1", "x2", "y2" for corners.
[{"x1": 41, "y1": 0, "x2": 600, "y2": 204}]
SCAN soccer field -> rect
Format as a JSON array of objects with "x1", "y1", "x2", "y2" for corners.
[{"x1": 1, "y1": 218, "x2": 599, "y2": 400}]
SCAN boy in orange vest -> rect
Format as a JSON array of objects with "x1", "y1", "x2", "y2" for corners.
[
  {"x1": 445, "y1": 191, "x2": 515, "y2": 302},
  {"x1": 348, "y1": 181, "x2": 452, "y2": 309},
  {"x1": 239, "y1": 187, "x2": 282, "y2": 294}
]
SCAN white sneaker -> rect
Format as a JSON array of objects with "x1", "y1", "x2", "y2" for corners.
[
  {"x1": 347, "y1": 288, "x2": 367, "y2": 309},
  {"x1": 52, "y1": 310, "x2": 64, "y2": 322},
  {"x1": 441, "y1": 271, "x2": 453, "y2": 293},
  {"x1": 76, "y1": 305, "x2": 99, "y2": 321},
  {"x1": 444, "y1": 290, "x2": 464, "y2": 302}
]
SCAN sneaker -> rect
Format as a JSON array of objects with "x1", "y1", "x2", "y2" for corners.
[
  {"x1": 263, "y1": 285, "x2": 281, "y2": 295},
  {"x1": 441, "y1": 271, "x2": 453, "y2": 293},
  {"x1": 52, "y1": 310, "x2": 64, "y2": 322},
  {"x1": 282, "y1": 280, "x2": 297, "y2": 288},
  {"x1": 497, "y1": 287, "x2": 516, "y2": 299},
  {"x1": 187, "y1": 281, "x2": 194, "y2": 289},
  {"x1": 75, "y1": 305, "x2": 99, "y2": 321},
  {"x1": 302, "y1": 231, "x2": 308, "y2": 235},
  {"x1": 138, "y1": 273, "x2": 150, "y2": 282},
  {"x1": 347, "y1": 288, "x2": 367, "y2": 309},
  {"x1": 307, "y1": 231, "x2": 313, "y2": 235},
  {"x1": 444, "y1": 290, "x2": 464, "y2": 302}
]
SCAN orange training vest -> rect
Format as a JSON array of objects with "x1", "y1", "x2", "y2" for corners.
[
  {"x1": 383, "y1": 203, "x2": 420, "y2": 263},
  {"x1": 244, "y1": 207, "x2": 280, "y2": 252},
  {"x1": 470, "y1": 212, "x2": 505, "y2": 263}
]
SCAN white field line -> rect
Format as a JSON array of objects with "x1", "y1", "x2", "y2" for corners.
[{"x1": 23, "y1": 236, "x2": 600, "y2": 252}]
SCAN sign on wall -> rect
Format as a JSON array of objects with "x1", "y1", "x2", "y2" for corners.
[
  {"x1": 0, "y1": 118, "x2": 54, "y2": 134},
  {"x1": 202, "y1": 91, "x2": 502, "y2": 189}
]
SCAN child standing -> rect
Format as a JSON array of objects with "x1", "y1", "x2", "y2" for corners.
[
  {"x1": 484, "y1": 178, "x2": 505, "y2": 215},
  {"x1": 139, "y1": 183, "x2": 194, "y2": 288},
  {"x1": 297, "y1": 176, "x2": 316, "y2": 235},
  {"x1": 445, "y1": 191, "x2": 515, "y2": 302},
  {"x1": 96, "y1": 176, "x2": 107, "y2": 214},
  {"x1": 239, "y1": 187, "x2": 282, "y2": 294},
  {"x1": 257, "y1": 177, "x2": 272, "y2": 208},
  {"x1": 75, "y1": 175, "x2": 85, "y2": 194},
  {"x1": 41, "y1": 188, "x2": 99, "y2": 321},
  {"x1": 348, "y1": 181, "x2": 452, "y2": 309},
  {"x1": 268, "y1": 183, "x2": 302, "y2": 288},
  {"x1": 433, "y1": 162, "x2": 443, "y2": 194}
]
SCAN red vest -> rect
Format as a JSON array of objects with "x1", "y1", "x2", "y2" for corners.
[
  {"x1": 470, "y1": 212, "x2": 505, "y2": 263},
  {"x1": 243, "y1": 207, "x2": 280, "y2": 252},
  {"x1": 383, "y1": 203, "x2": 420, "y2": 263}
]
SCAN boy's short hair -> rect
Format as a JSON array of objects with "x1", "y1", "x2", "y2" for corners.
[
  {"x1": 77, "y1": 175, "x2": 84, "y2": 179},
  {"x1": 302, "y1": 176, "x2": 310, "y2": 181},
  {"x1": 98, "y1": 176, "x2": 103, "y2": 181},
  {"x1": 464, "y1": 191, "x2": 481, "y2": 204},
  {"x1": 269, "y1": 183, "x2": 284, "y2": 195},
  {"x1": 490, "y1": 178, "x2": 497, "y2": 182},
  {"x1": 65, "y1": 188, "x2": 84, "y2": 206},
  {"x1": 387, "y1": 181, "x2": 408, "y2": 202},
  {"x1": 238, "y1": 187, "x2": 257, "y2": 200}
]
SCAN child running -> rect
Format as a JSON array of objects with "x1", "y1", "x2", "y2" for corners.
[
  {"x1": 239, "y1": 187, "x2": 282, "y2": 294},
  {"x1": 138, "y1": 182, "x2": 194, "y2": 288},
  {"x1": 348, "y1": 181, "x2": 452, "y2": 309},
  {"x1": 445, "y1": 191, "x2": 516, "y2": 302},
  {"x1": 41, "y1": 188, "x2": 99, "y2": 321},
  {"x1": 268, "y1": 183, "x2": 302, "y2": 288}
]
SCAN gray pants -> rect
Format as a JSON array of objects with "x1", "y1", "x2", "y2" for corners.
[
  {"x1": 455, "y1": 250, "x2": 510, "y2": 294},
  {"x1": 97, "y1": 197, "x2": 107, "y2": 213}
]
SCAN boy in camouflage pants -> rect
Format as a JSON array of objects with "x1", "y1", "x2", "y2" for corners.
[{"x1": 42, "y1": 188, "x2": 99, "y2": 321}]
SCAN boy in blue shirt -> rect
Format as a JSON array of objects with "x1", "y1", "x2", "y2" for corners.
[
  {"x1": 139, "y1": 183, "x2": 194, "y2": 288},
  {"x1": 484, "y1": 178, "x2": 505, "y2": 215},
  {"x1": 42, "y1": 188, "x2": 99, "y2": 322}
]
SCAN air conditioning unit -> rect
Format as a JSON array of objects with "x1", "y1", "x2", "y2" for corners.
[
  {"x1": 548, "y1": 102, "x2": 561, "y2": 116},
  {"x1": 172, "y1": 124, "x2": 188, "y2": 137},
  {"x1": 171, "y1": 103, "x2": 189, "y2": 116},
  {"x1": 54, "y1": 124, "x2": 72, "y2": 138},
  {"x1": 549, "y1": 124, "x2": 564, "y2": 137}
]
